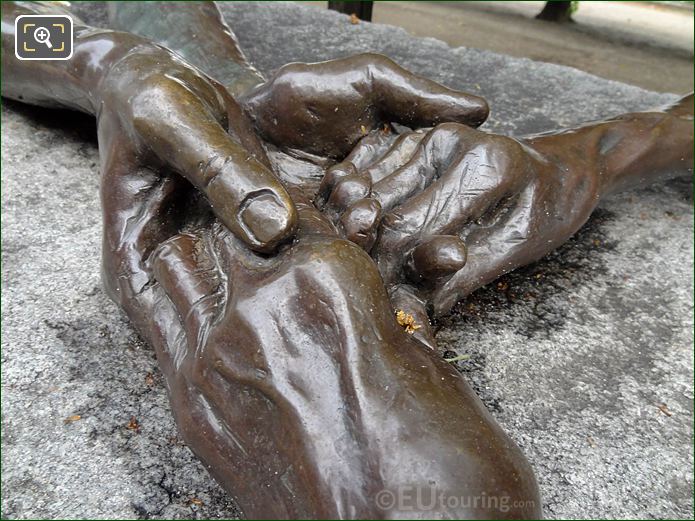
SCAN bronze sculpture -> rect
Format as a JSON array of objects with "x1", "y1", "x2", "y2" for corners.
[
  {"x1": 2, "y1": 1, "x2": 692, "y2": 518},
  {"x1": 319, "y1": 97, "x2": 694, "y2": 345}
]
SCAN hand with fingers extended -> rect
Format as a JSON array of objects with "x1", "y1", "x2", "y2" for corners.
[{"x1": 320, "y1": 95, "x2": 694, "y2": 343}]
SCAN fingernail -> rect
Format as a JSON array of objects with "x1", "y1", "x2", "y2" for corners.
[{"x1": 239, "y1": 192, "x2": 296, "y2": 250}]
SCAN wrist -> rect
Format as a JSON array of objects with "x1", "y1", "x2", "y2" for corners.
[
  {"x1": 596, "y1": 110, "x2": 693, "y2": 195},
  {"x1": 523, "y1": 105, "x2": 694, "y2": 199},
  {"x1": 108, "y1": 1, "x2": 265, "y2": 98}
]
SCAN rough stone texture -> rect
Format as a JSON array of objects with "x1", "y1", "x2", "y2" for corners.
[{"x1": 2, "y1": 2, "x2": 692, "y2": 519}]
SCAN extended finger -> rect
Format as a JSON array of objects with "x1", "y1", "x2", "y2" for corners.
[{"x1": 132, "y1": 79, "x2": 297, "y2": 253}]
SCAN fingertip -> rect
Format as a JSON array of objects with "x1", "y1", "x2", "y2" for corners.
[
  {"x1": 325, "y1": 172, "x2": 371, "y2": 216},
  {"x1": 204, "y1": 163, "x2": 298, "y2": 254},
  {"x1": 339, "y1": 198, "x2": 382, "y2": 252},
  {"x1": 446, "y1": 93, "x2": 489, "y2": 128},
  {"x1": 406, "y1": 235, "x2": 467, "y2": 283},
  {"x1": 316, "y1": 162, "x2": 357, "y2": 209},
  {"x1": 465, "y1": 94, "x2": 490, "y2": 128},
  {"x1": 237, "y1": 188, "x2": 298, "y2": 254}
]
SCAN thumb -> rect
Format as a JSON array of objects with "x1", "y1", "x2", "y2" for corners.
[{"x1": 366, "y1": 54, "x2": 489, "y2": 128}]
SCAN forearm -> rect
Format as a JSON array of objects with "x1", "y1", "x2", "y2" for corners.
[
  {"x1": 1, "y1": 1, "x2": 162, "y2": 114},
  {"x1": 107, "y1": 1, "x2": 265, "y2": 97},
  {"x1": 523, "y1": 94, "x2": 694, "y2": 196}
]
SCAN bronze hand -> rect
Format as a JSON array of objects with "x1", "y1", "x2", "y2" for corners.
[{"x1": 322, "y1": 96, "x2": 694, "y2": 341}]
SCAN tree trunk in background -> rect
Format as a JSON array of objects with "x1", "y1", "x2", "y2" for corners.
[
  {"x1": 328, "y1": 1, "x2": 374, "y2": 22},
  {"x1": 536, "y1": 1, "x2": 574, "y2": 23}
]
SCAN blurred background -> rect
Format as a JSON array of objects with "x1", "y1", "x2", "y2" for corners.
[{"x1": 302, "y1": 1, "x2": 694, "y2": 93}]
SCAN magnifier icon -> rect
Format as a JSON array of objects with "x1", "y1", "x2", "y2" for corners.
[{"x1": 34, "y1": 26, "x2": 53, "y2": 49}]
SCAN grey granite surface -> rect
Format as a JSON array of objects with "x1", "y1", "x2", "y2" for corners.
[{"x1": 2, "y1": 2, "x2": 693, "y2": 519}]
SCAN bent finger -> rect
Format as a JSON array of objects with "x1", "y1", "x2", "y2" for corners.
[
  {"x1": 315, "y1": 130, "x2": 402, "y2": 208},
  {"x1": 344, "y1": 128, "x2": 400, "y2": 170},
  {"x1": 361, "y1": 130, "x2": 427, "y2": 184},
  {"x1": 373, "y1": 135, "x2": 530, "y2": 286},
  {"x1": 339, "y1": 198, "x2": 381, "y2": 252},
  {"x1": 324, "y1": 170, "x2": 372, "y2": 220},
  {"x1": 152, "y1": 232, "x2": 224, "y2": 353},
  {"x1": 404, "y1": 235, "x2": 467, "y2": 284},
  {"x1": 369, "y1": 123, "x2": 472, "y2": 213},
  {"x1": 431, "y1": 186, "x2": 539, "y2": 316}
]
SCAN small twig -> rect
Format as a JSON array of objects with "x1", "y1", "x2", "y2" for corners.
[
  {"x1": 656, "y1": 403, "x2": 673, "y2": 417},
  {"x1": 444, "y1": 354, "x2": 471, "y2": 363}
]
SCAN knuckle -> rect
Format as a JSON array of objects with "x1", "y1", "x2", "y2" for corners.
[
  {"x1": 431, "y1": 122, "x2": 467, "y2": 141},
  {"x1": 381, "y1": 210, "x2": 417, "y2": 237}
]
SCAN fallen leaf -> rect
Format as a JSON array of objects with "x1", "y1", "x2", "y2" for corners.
[
  {"x1": 395, "y1": 309, "x2": 421, "y2": 334},
  {"x1": 127, "y1": 416, "x2": 140, "y2": 431}
]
